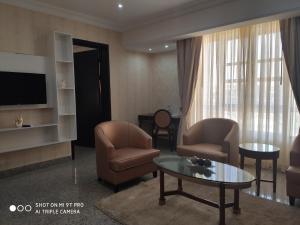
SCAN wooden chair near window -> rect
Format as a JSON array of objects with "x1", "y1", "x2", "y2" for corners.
[{"x1": 153, "y1": 109, "x2": 175, "y2": 151}]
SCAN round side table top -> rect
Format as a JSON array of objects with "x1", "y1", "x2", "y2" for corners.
[{"x1": 239, "y1": 143, "x2": 280, "y2": 153}]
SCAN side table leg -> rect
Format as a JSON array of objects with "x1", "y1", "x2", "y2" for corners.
[
  {"x1": 233, "y1": 189, "x2": 241, "y2": 214},
  {"x1": 240, "y1": 153, "x2": 245, "y2": 169},
  {"x1": 219, "y1": 183, "x2": 226, "y2": 225},
  {"x1": 273, "y1": 158, "x2": 277, "y2": 193},
  {"x1": 159, "y1": 170, "x2": 166, "y2": 205},
  {"x1": 256, "y1": 159, "x2": 261, "y2": 196},
  {"x1": 178, "y1": 178, "x2": 183, "y2": 192}
]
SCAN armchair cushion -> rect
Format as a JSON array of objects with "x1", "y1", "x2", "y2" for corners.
[
  {"x1": 177, "y1": 144, "x2": 227, "y2": 162},
  {"x1": 109, "y1": 148, "x2": 160, "y2": 172}
]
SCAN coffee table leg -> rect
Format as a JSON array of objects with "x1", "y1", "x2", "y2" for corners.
[
  {"x1": 219, "y1": 183, "x2": 225, "y2": 225},
  {"x1": 273, "y1": 158, "x2": 277, "y2": 193},
  {"x1": 159, "y1": 170, "x2": 166, "y2": 205},
  {"x1": 178, "y1": 178, "x2": 183, "y2": 192},
  {"x1": 233, "y1": 189, "x2": 241, "y2": 214},
  {"x1": 256, "y1": 159, "x2": 261, "y2": 196}
]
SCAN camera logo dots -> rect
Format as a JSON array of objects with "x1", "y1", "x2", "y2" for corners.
[
  {"x1": 25, "y1": 205, "x2": 32, "y2": 212},
  {"x1": 9, "y1": 204, "x2": 32, "y2": 213},
  {"x1": 9, "y1": 205, "x2": 16, "y2": 212}
]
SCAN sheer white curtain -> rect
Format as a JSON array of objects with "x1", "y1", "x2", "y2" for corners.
[{"x1": 188, "y1": 21, "x2": 300, "y2": 169}]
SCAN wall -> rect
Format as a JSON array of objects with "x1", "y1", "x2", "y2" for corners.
[
  {"x1": 149, "y1": 51, "x2": 180, "y2": 114},
  {"x1": 0, "y1": 3, "x2": 154, "y2": 171}
]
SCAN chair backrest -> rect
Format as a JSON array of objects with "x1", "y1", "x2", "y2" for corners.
[
  {"x1": 197, "y1": 118, "x2": 236, "y2": 144},
  {"x1": 99, "y1": 121, "x2": 135, "y2": 149},
  {"x1": 153, "y1": 109, "x2": 172, "y2": 129}
]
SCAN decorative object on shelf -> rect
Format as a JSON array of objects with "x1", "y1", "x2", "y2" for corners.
[
  {"x1": 190, "y1": 156, "x2": 212, "y2": 167},
  {"x1": 60, "y1": 79, "x2": 66, "y2": 89},
  {"x1": 15, "y1": 114, "x2": 23, "y2": 128}
]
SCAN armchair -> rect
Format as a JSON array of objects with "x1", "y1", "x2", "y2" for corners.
[
  {"x1": 286, "y1": 130, "x2": 300, "y2": 205},
  {"x1": 95, "y1": 121, "x2": 160, "y2": 192},
  {"x1": 177, "y1": 118, "x2": 239, "y2": 166}
]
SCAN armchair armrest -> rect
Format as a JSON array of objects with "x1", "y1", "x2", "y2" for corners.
[
  {"x1": 95, "y1": 126, "x2": 116, "y2": 160},
  {"x1": 290, "y1": 134, "x2": 300, "y2": 167},
  {"x1": 290, "y1": 150, "x2": 300, "y2": 167},
  {"x1": 129, "y1": 125, "x2": 152, "y2": 149},
  {"x1": 223, "y1": 124, "x2": 239, "y2": 166}
]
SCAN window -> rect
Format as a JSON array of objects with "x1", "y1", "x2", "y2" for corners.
[{"x1": 188, "y1": 21, "x2": 300, "y2": 167}]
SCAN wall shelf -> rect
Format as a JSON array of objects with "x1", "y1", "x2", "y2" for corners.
[
  {"x1": 0, "y1": 105, "x2": 53, "y2": 111},
  {"x1": 0, "y1": 139, "x2": 73, "y2": 154},
  {"x1": 56, "y1": 60, "x2": 73, "y2": 63},
  {"x1": 59, "y1": 113, "x2": 76, "y2": 116},
  {"x1": 58, "y1": 87, "x2": 75, "y2": 90},
  {"x1": 0, "y1": 123, "x2": 58, "y2": 132}
]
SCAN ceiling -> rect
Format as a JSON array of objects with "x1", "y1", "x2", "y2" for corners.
[
  {"x1": 19, "y1": 0, "x2": 230, "y2": 31},
  {"x1": 2, "y1": 0, "x2": 298, "y2": 53}
]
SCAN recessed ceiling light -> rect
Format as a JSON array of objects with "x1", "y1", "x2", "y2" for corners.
[
  {"x1": 149, "y1": 48, "x2": 152, "y2": 52},
  {"x1": 165, "y1": 45, "x2": 169, "y2": 48},
  {"x1": 118, "y1": 3, "x2": 123, "y2": 9}
]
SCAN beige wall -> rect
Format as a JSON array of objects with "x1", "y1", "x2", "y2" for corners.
[
  {"x1": 0, "y1": 3, "x2": 178, "y2": 171},
  {"x1": 150, "y1": 51, "x2": 180, "y2": 114}
]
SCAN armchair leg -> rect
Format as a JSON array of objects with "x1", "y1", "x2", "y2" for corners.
[
  {"x1": 153, "y1": 171, "x2": 157, "y2": 178},
  {"x1": 114, "y1": 185, "x2": 119, "y2": 193},
  {"x1": 168, "y1": 132, "x2": 172, "y2": 151},
  {"x1": 153, "y1": 136, "x2": 158, "y2": 148},
  {"x1": 289, "y1": 196, "x2": 295, "y2": 206}
]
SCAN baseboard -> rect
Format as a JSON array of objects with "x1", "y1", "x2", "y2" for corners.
[{"x1": 0, "y1": 156, "x2": 71, "y2": 178}]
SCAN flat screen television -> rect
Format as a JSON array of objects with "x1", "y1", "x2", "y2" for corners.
[{"x1": 0, "y1": 71, "x2": 47, "y2": 106}]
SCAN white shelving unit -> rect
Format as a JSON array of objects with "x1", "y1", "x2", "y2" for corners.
[
  {"x1": 0, "y1": 31, "x2": 77, "y2": 154},
  {"x1": 53, "y1": 32, "x2": 77, "y2": 142}
]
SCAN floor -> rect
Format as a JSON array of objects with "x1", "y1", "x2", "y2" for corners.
[{"x1": 0, "y1": 144, "x2": 299, "y2": 225}]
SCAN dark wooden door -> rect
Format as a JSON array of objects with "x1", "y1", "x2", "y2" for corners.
[{"x1": 74, "y1": 50, "x2": 101, "y2": 147}]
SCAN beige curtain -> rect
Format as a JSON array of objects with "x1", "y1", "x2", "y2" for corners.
[
  {"x1": 188, "y1": 21, "x2": 300, "y2": 169},
  {"x1": 177, "y1": 37, "x2": 202, "y2": 143},
  {"x1": 280, "y1": 17, "x2": 300, "y2": 112}
]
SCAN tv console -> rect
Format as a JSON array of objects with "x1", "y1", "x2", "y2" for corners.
[{"x1": 0, "y1": 31, "x2": 77, "y2": 154}]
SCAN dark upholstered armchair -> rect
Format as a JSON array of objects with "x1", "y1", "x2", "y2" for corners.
[{"x1": 177, "y1": 118, "x2": 239, "y2": 166}]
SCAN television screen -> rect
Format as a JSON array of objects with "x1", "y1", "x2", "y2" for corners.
[{"x1": 0, "y1": 71, "x2": 47, "y2": 106}]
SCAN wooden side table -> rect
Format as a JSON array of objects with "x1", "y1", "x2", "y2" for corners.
[{"x1": 239, "y1": 143, "x2": 280, "y2": 196}]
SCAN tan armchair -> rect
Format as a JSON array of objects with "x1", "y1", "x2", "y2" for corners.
[
  {"x1": 286, "y1": 130, "x2": 300, "y2": 205},
  {"x1": 177, "y1": 118, "x2": 239, "y2": 166},
  {"x1": 95, "y1": 121, "x2": 160, "y2": 192}
]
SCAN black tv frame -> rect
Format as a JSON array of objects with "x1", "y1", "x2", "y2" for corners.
[{"x1": 0, "y1": 71, "x2": 47, "y2": 106}]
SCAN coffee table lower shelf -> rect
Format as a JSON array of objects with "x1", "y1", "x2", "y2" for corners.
[{"x1": 158, "y1": 170, "x2": 248, "y2": 225}]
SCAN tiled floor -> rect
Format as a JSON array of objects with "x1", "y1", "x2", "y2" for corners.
[{"x1": 0, "y1": 145, "x2": 298, "y2": 225}]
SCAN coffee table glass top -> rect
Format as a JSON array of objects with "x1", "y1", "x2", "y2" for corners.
[
  {"x1": 239, "y1": 143, "x2": 280, "y2": 153},
  {"x1": 154, "y1": 156, "x2": 255, "y2": 184}
]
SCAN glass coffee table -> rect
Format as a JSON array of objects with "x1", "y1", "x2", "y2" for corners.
[{"x1": 153, "y1": 156, "x2": 255, "y2": 225}]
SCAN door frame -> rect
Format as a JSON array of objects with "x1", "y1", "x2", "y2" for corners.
[{"x1": 71, "y1": 38, "x2": 111, "y2": 159}]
